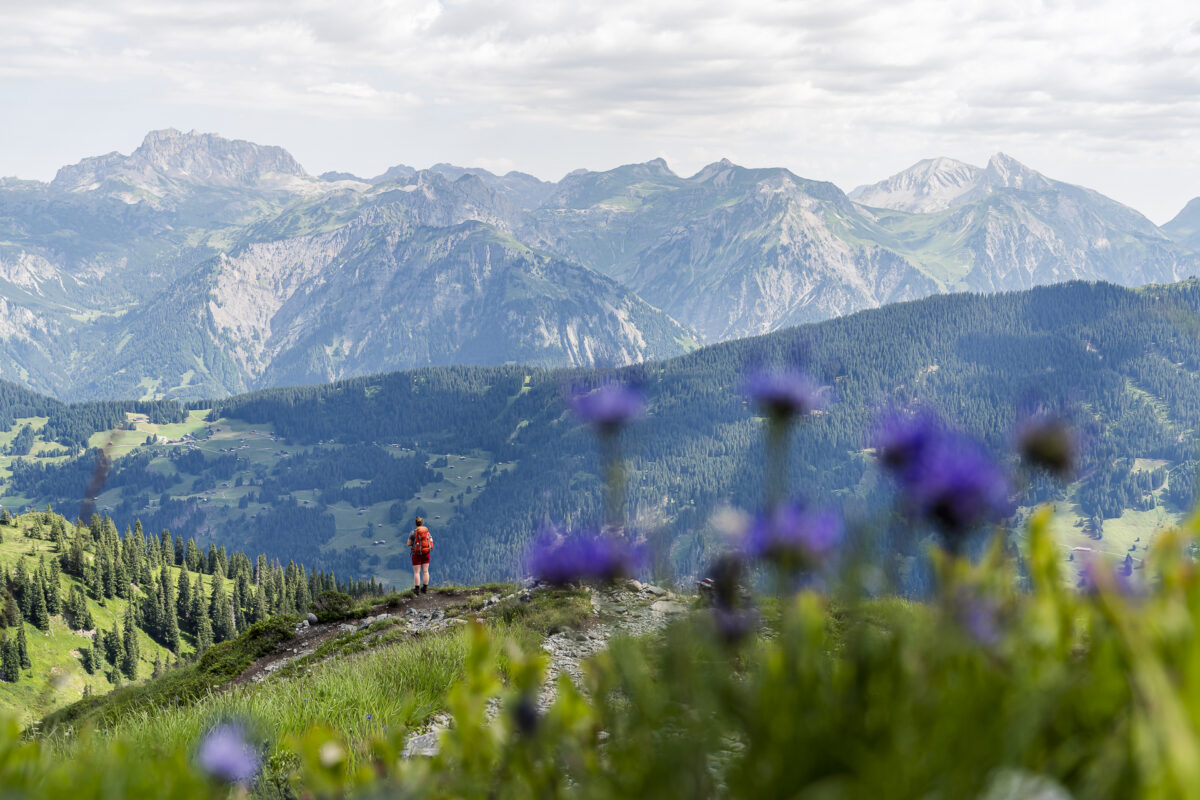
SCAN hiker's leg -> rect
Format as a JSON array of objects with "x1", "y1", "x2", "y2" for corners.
[
  {"x1": 412, "y1": 564, "x2": 421, "y2": 589},
  {"x1": 421, "y1": 564, "x2": 430, "y2": 586}
]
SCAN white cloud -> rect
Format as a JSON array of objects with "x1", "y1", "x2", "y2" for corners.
[{"x1": 1, "y1": 0, "x2": 1200, "y2": 220}]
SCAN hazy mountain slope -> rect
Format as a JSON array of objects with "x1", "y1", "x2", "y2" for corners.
[
  {"x1": 855, "y1": 154, "x2": 1195, "y2": 290},
  {"x1": 1164, "y1": 197, "x2": 1200, "y2": 251},
  {"x1": 528, "y1": 159, "x2": 940, "y2": 341},
  {"x1": 3, "y1": 131, "x2": 1199, "y2": 402}
]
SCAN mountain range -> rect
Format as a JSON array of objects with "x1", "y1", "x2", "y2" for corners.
[{"x1": 3, "y1": 129, "x2": 1200, "y2": 400}]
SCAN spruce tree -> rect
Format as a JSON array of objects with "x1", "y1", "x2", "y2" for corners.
[
  {"x1": 120, "y1": 604, "x2": 139, "y2": 680},
  {"x1": 190, "y1": 573, "x2": 206, "y2": 634},
  {"x1": 152, "y1": 652, "x2": 163, "y2": 679},
  {"x1": 16, "y1": 625, "x2": 30, "y2": 671},
  {"x1": 252, "y1": 585, "x2": 268, "y2": 625},
  {"x1": 209, "y1": 576, "x2": 235, "y2": 643},
  {"x1": 104, "y1": 621, "x2": 123, "y2": 667},
  {"x1": 195, "y1": 600, "x2": 214, "y2": 654},
  {"x1": 0, "y1": 634, "x2": 17, "y2": 682},
  {"x1": 176, "y1": 568, "x2": 192, "y2": 632},
  {"x1": 45, "y1": 559, "x2": 62, "y2": 616},
  {"x1": 0, "y1": 508, "x2": 10, "y2": 526},
  {"x1": 30, "y1": 572, "x2": 49, "y2": 632}
]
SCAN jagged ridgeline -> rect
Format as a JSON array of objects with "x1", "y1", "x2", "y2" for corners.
[
  {"x1": 3, "y1": 279, "x2": 1200, "y2": 586},
  {"x1": 0, "y1": 507, "x2": 379, "y2": 720}
]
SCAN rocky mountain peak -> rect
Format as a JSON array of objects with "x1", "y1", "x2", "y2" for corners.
[
  {"x1": 849, "y1": 156, "x2": 985, "y2": 212},
  {"x1": 691, "y1": 158, "x2": 739, "y2": 183},
  {"x1": 51, "y1": 129, "x2": 308, "y2": 193},
  {"x1": 984, "y1": 152, "x2": 1050, "y2": 192}
]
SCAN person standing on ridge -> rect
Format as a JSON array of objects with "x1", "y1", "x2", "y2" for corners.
[{"x1": 408, "y1": 516, "x2": 432, "y2": 594}]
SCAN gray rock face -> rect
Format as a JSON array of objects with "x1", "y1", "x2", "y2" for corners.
[{"x1": 2, "y1": 134, "x2": 1197, "y2": 400}]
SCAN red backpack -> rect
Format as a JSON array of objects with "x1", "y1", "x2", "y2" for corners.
[{"x1": 412, "y1": 525, "x2": 432, "y2": 557}]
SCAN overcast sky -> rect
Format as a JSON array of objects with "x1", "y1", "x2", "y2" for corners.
[{"x1": 1, "y1": 0, "x2": 1198, "y2": 222}]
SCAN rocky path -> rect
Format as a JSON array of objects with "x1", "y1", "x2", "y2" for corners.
[{"x1": 404, "y1": 580, "x2": 689, "y2": 756}]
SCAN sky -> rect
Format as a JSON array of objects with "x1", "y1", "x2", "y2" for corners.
[{"x1": 1, "y1": 0, "x2": 1199, "y2": 222}]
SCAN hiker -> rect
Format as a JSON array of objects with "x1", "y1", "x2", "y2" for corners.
[{"x1": 408, "y1": 516, "x2": 432, "y2": 594}]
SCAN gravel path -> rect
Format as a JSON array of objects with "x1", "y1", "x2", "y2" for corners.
[{"x1": 404, "y1": 580, "x2": 689, "y2": 757}]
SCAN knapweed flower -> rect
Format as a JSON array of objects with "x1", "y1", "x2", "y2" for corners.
[
  {"x1": 529, "y1": 531, "x2": 633, "y2": 585},
  {"x1": 569, "y1": 383, "x2": 646, "y2": 432},
  {"x1": 1017, "y1": 414, "x2": 1076, "y2": 477},
  {"x1": 711, "y1": 605, "x2": 759, "y2": 646},
  {"x1": 744, "y1": 369, "x2": 827, "y2": 421},
  {"x1": 197, "y1": 722, "x2": 260, "y2": 784},
  {"x1": 743, "y1": 502, "x2": 843, "y2": 567}
]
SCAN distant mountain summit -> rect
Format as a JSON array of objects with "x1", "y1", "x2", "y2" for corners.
[
  {"x1": 51, "y1": 129, "x2": 309, "y2": 199},
  {"x1": 849, "y1": 157, "x2": 986, "y2": 212},
  {"x1": 850, "y1": 153, "x2": 1057, "y2": 212},
  {"x1": 1, "y1": 131, "x2": 1198, "y2": 401}
]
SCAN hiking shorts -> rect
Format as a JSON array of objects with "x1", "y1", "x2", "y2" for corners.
[{"x1": 411, "y1": 552, "x2": 430, "y2": 566}]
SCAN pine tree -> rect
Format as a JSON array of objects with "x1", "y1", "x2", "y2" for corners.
[
  {"x1": 16, "y1": 625, "x2": 30, "y2": 671},
  {"x1": 209, "y1": 575, "x2": 235, "y2": 644},
  {"x1": 68, "y1": 529, "x2": 86, "y2": 577},
  {"x1": 45, "y1": 558, "x2": 62, "y2": 616},
  {"x1": 0, "y1": 508, "x2": 11, "y2": 526},
  {"x1": 1, "y1": 634, "x2": 17, "y2": 682},
  {"x1": 177, "y1": 568, "x2": 192, "y2": 632},
  {"x1": 185, "y1": 539, "x2": 201, "y2": 572},
  {"x1": 190, "y1": 573, "x2": 206, "y2": 635},
  {"x1": 152, "y1": 652, "x2": 164, "y2": 678},
  {"x1": 120, "y1": 604, "x2": 139, "y2": 680},
  {"x1": 30, "y1": 571, "x2": 49, "y2": 632},
  {"x1": 161, "y1": 566, "x2": 180, "y2": 654},
  {"x1": 252, "y1": 584, "x2": 268, "y2": 625},
  {"x1": 195, "y1": 600, "x2": 214, "y2": 654},
  {"x1": 80, "y1": 646, "x2": 95, "y2": 674},
  {"x1": 104, "y1": 620, "x2": 123, "y2": 667}
]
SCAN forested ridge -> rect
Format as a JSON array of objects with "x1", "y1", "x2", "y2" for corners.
[{"x1": 5, "y1": 279, "x2": 1200, "y2": 583}]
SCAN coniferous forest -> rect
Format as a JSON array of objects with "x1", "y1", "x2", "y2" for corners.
[{"x1": 2, "y1": 279, "x2": 1200, "y2": 586}]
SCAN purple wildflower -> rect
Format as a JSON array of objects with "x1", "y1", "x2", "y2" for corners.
[
  {"x1": 1017, "y1": 414, "x2": 1076, "y2": 477},
  {"x1": 743, "y1": 502, "x2": 843, "y2": 567},
  {"x1": 711, "y1": 605, "x2": 759, "y2": 645},
  {"x1": 904, "y1": 439, "x2": 1013, "y2": 540},
  {"x1": 1077, "y1": 554, "x2": 1140, "y2": 597},
  {"x1": 743, "y1": 370, "x2": 827, "y2": 421},
  {"x1": 197, "y1": 723, "x2": 259, "y2": 784},
  {"x1": 956, "y1": 591, "x2": 1003, "y2": 647},
  {"x1": 529, "y1": 531, "x2": 633, "y2": 585},
  {"x1": 569, "y1": 383, "x2": 646, "y2": 432},
  {"x1": 872, "y1": 408, "x2": 940, "y2": 477}
]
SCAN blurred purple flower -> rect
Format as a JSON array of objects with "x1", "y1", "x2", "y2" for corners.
[
  {"x1": 712, "y1": 605, "x2": 758, "y2": 645},
  {"x1": 569, "y1": 383, "x2": 646, "y2": 432},
  {"x1": 197, "y1": 723, "x2": 259, "y2": 784},
  {"x1": 744, "y1": 370, "x2": 827, "y2": 421},
  {"x1": 872, "y1": 408, "x2": 940, "y2": 477},
  {"x1": 744, "y1": 502, "x2": 843, "y2": 567},
  {"x1": 873, "y1": 409, "x2": 1013, "y2": 544},
  {"x1": 905, "y1": 440, "x2": 1013, "y2": 540},
  {"x1": 956, "y1": 592, "x2": 1003, "y2": 647},
  {"x1": 1017, "y1": 414, "x2": 1076, "y2": 477},
  {"x1": 512, "y1": 695, "x2": 539, "y2": 736},
  {"x1": 1077, "y1": 554, "x2": 1140, "y2": 597},
  {"x1": 529, "y1": 531, "x2": 634, "y2": 585}
]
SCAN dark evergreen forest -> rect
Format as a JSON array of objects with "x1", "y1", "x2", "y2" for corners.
[{"x1": 5, "y1": 279, "x2": 1200, "y2": 583}]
